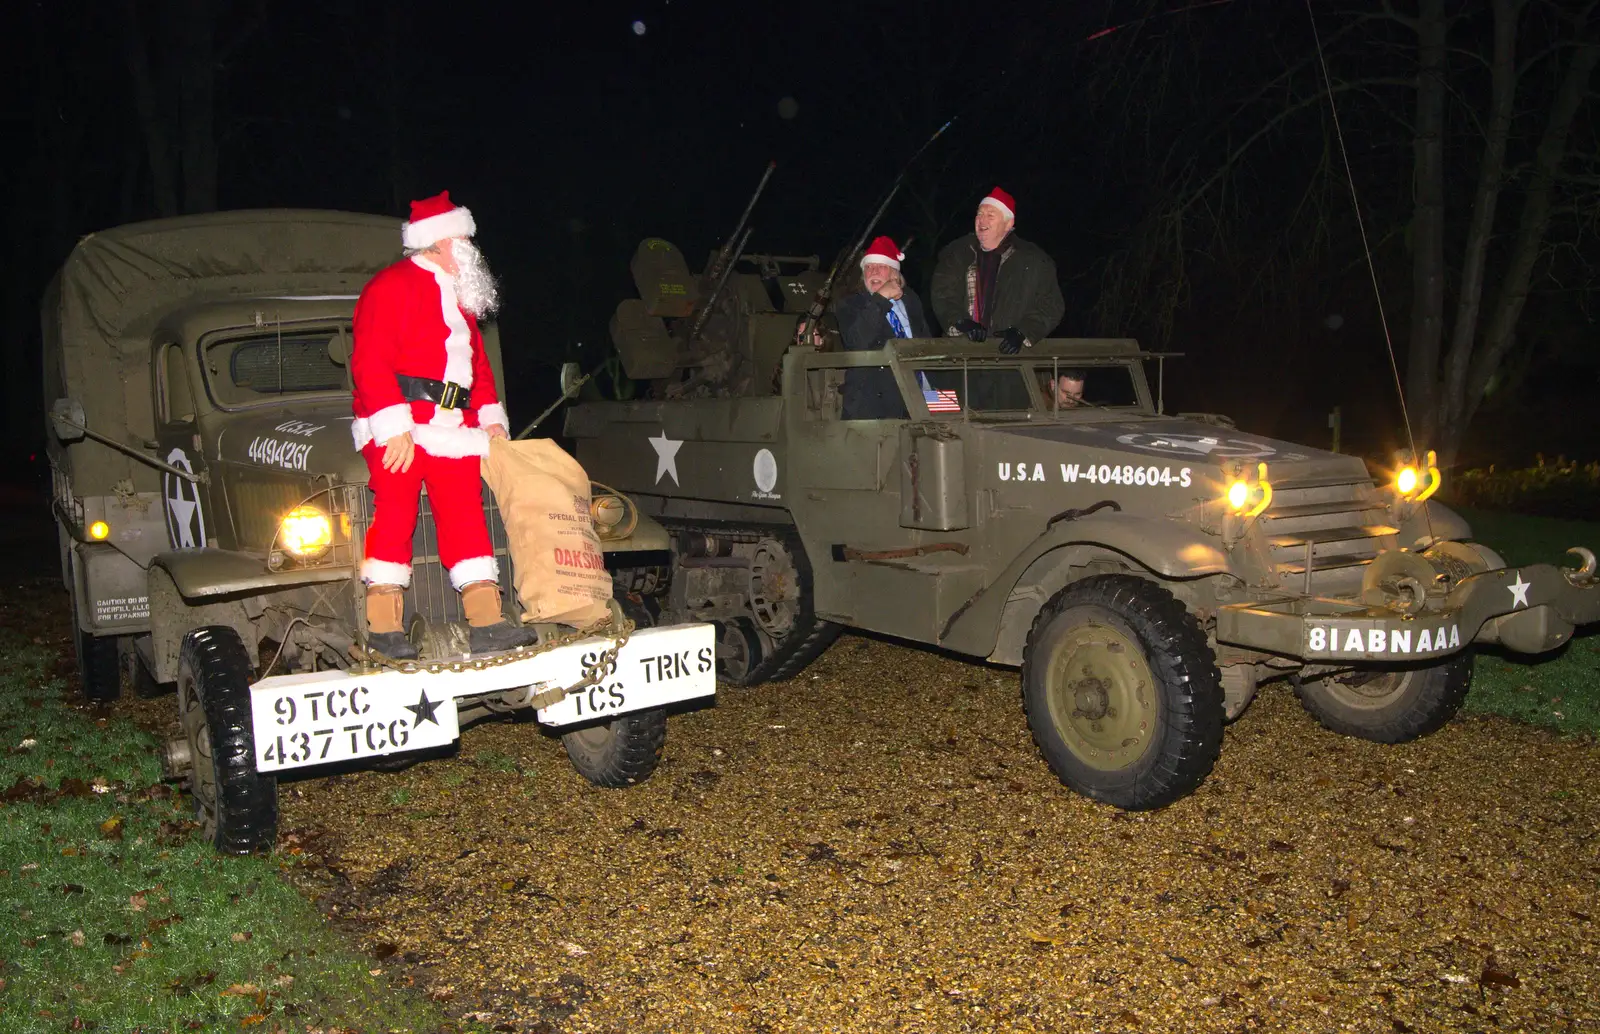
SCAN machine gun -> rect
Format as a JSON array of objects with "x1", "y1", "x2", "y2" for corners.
[
  {"x1": 684, "y1": 161, "x2": 776, "y2": 348},
  {"x1": 792, "y1": 117, "x2": 955, "y2": 348}
]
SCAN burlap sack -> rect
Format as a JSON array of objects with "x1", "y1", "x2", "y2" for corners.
[{"x1": 481, "y1": 438, "x2": 613, "y2": 628}]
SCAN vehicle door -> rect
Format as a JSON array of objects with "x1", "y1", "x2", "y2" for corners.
[
  {"x1": 152, "y1": 341, "x2": 212, "y2": 552},
  {"x1": 783, "y1": 348, "x2": 976, "y2": 639}
]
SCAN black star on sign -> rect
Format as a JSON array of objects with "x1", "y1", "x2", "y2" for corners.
[{"x1": 405, "y1": 688, "x2": 441, "y2": 726}]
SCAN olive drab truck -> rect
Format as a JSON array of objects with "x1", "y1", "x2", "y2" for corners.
[
  {"x1": 44, "y1": 211, "x2": 715, "y2": 853},
  {"x1": 567, "y1": 234, "x2": 1600, "y2": 810}
]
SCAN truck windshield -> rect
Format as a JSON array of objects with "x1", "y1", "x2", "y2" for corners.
[
  {"x1": 909, "y1": 362, "x2": 1143, "y2": 414},
  {"x1": 203, "y1": 330, "x2": 349, "y2": 406}
]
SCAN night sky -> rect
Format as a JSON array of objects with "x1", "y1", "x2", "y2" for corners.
[{"x1": 7, "y1": 0, "x2": 1598, "y2": 470}]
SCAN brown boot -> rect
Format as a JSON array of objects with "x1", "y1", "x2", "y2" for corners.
[
  {"x1": 461, "y1": 581, "x2": 538, "y2": 654},
  {"x1": 365, "y1": 584, "x2": 418, "y2": 660}
]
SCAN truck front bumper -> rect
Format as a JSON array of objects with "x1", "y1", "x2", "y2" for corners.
[{"x1": 1216, "y1": 561, "x2": 1600, "y2": 662}]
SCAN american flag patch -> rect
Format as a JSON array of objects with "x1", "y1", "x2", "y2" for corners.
[{"x1": 923, "y1": 387, "x2": 961, "y2": 413}]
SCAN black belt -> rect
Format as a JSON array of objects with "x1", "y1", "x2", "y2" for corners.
[{"x1": 396, "y1": 374, "x2": 473, "y2": 410}]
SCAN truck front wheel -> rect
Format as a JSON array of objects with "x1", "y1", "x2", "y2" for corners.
[
  {"x1": 1021, "y1": 575, "x2": 1224, "y2": 810},
  {"x1": 559, "y1": 594, "x2": 667, "y2": 787},
  {"x1": 1294, "y1": 654, "x2": 1472, "y2": 743},
  {"x1": 178, "y1": 627, "x2": 277, "y2": 853}
]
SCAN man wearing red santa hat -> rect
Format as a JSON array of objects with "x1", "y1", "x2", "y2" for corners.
[
  {"x1": 834, "y1": 235, "x2": 932, "y2": 419},
  {"x1": 930, "y1": 187, "x2": 1065, "y2": 355},
  {"x1": 351, "y1": 191, "x2": 537, "y2": 659}
]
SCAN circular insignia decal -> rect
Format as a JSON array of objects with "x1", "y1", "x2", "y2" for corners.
[
  {"x1": 753, "y1": 449, "x2": 778, "y2": 494},
  {"x1": 162, "y1": 448, "x2": 207, "y2": 550},
  {"x1": 1114, "y1": 432, "x2": 1305, "y2": 461}
]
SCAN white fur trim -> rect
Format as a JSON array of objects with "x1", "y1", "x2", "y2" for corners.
[
  {"x1": 860, "y1": 255, "x2": 901, "y2": 271},
  {"x1": 366, "y1": 403, "x2": 416, "y2": 446},
  {"x1": 476, "y1": 402, "x2": 508, "y2": 432},
  {"x1": 412, "y1": 423, "x2": 490, "y2": 458},
  {"x1": 411, "y1": 257, "x2": 475, "y2": 388},
  {"x1": 351, "y1": 416, "x2": 373, "y2": 450},
  {"x1": 402, "y1": 206, "x2": 475, "y2": 250},
  {"x1": 449, "y1": 554, "x2": 499, "y2": 591},
  {"x1": 362, "y1": 558, "x2": 413, "y2": 587},
  {"x1": 979, "y1": 197, "x2": 1014, "y2": 221}
]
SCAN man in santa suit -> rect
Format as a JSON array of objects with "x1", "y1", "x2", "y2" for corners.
[{"x1": 351, "y1": 191, "x2": 537, "y2": 659}]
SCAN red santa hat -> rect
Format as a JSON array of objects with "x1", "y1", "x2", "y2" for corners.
[
  {"x1": 859, "y1": 235, "x2": 904, "y2": 271},
  {"x1": 978, "y1": 187, "x2": 1016, "y2": 222},
  {"x1": 402, "y1": 191, "x2": 477, "y2": 250}
]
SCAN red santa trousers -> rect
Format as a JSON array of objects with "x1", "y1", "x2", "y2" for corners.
[{"x1": 360, "y1": 444, "x2": 498, "y2": 590}]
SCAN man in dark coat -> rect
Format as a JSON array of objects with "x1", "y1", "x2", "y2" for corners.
[
  {"x1": 835, "y1": 235, "x2": 931, "y2": 420},
  {"x1": 931, "y1": 187, "x2": 1065, "y2": 355}
]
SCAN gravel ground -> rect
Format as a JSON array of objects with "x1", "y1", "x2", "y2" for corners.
[{"x1": 228, "y1": 633, "x2": 1599, "y2": 1034}]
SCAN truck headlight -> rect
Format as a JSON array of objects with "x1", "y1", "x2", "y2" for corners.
[
  {"x1": 279, "y1": 505, "x2": 332, "y2": 559},
  {"x1": 1394, "y1": 449, "x2": 1441, "y2": 502},
  {"x1": 88, "y1": 520, "x2": 110, "y2": 540}
]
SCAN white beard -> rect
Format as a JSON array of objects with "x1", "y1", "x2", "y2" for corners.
[{"x1": 452, "y1": 238, "x2": 500, "y2": 318}]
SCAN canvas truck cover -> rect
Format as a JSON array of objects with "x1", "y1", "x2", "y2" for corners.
[{"x1": 42, "y1": 209, "x2": 402, "y2": 494}]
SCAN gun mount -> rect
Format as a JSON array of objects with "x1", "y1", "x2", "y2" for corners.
[{"x1": 610, "y1": 238, "x2": 826, "y2": 399}]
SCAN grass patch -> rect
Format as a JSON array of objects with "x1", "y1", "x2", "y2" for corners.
[
  {"x1": 1456, "y1": 506, "x2": 1600, "y2": 736},
  {"x1": 0, "y1": 632, "x2": 472, "y2": 1033}
]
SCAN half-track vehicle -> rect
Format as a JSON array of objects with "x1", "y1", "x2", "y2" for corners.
[
  {"x1": 44, "y1": 211, "x2": 714, "y2": 853},
  {"x1": 569, "y1": 236, "x2": 1600, "y2": 810}
]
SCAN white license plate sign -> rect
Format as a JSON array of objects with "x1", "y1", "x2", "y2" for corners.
[
  {"x1": 536, "y1": 624, "x2": 717, "y2": 726},
  {"x1": 253, "y1": 676, "x2": 460, "y2": 771},
  {"x1": 250, "y1": 623, "x2": 716, "y2": 772}
]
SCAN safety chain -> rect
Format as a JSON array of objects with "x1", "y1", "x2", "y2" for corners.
[{"x1": 352, "y1": 611, "x2": 635, "y2": 705}]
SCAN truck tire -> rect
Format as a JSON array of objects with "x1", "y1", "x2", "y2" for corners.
[
  {"x1": 1021, "y1": 575, "x2": 1224, "y2": 810},
  {"x1": 178, "y1": 627, "x2": 277, "y2": 854},
  {"x1": 713, "y1": 618, "x2": 766, "y2": 685},
  {"x1": 559, "y1": 592, "x2": 667, "y2": 787},
  {"x1": 561, "y1": 710, "x2": 668, "y2": 788},
  {"x1": 69, "y1": 560, "x2": 120, "y2": 703},
  {"x1": 75, "y1": 627, "x2": 121, "y2": 704},
  {"x1": 1293, "y1": 654, "x2": 1472, "y2": 743}
]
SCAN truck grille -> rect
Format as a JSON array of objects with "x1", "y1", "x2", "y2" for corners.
[
  {"x1": 1257, "y1": 477, "x2": 1396, "y2": 598},
  {"x1": 352, "y1": 485, "x2": 518, "y2": 627}
]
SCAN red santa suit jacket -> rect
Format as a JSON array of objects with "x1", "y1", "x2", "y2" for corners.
[{"x1": 350, "y1": 255, "x2": 508, "y2": 459}]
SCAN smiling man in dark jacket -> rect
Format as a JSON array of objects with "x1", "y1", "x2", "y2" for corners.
[
  {"x1": 835, "y1": 235, "x2": 929, "y2": 419},
  {"x1": 931, "y1": 187, "x2": 1065, "y2": 355}
]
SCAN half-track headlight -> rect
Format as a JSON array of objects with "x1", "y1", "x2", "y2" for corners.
[
  {"x1": 1224, "y1": 462, "x2": 1273, "y2": 518},
  {"x1": 279, "y1": 505, "x2": 333, "y2": 559},
  {"x1": 1393, "y1": 449, "x2": 1441, "y2": 502}
]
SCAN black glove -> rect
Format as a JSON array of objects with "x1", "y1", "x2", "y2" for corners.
[
  {"x1": 953, "y1": 318, "x2": 988, "y2": 342},
  {"x1": 996, "y1": 327, "x2": 1025, "y2": 355}
]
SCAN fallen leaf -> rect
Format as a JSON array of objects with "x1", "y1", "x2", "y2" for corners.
[
  {"x1": 275, "y1": 975, "x2": 295, "y2": 989},
  {"x1": 239, "y1": 1014, "x2": 267, "y2": 1027},
  {"x1": 69, "y1": 930, "x2": 85, "y2": 948},
  {"x1": 99, "y1": 816, "x2": 124, "y2": 840},
  {"x1": 128, "y1": 893, "x2": 146, "y2": 912},
  {"x1": 230, "y1": 931, "x2": 253, "y2": 943},
  {"x1": 1479, "y1": 954, "x2": 1521, "y2": 990},
  {"x1": 219, "y1": 983, "x2": 260, "y2": 997},
  {"x1": 560, "y1": 941, "x2": 590, "y2": 957},
  {"x1": 371, "y1": 942, "x2": 398, "y2": 960}
]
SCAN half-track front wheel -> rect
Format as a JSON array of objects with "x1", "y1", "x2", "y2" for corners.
[
  {"x1": 560, "y1": 594, "x2": 667, "y2": 788},
  {"x1": 1021, "y1": 575, "x2": 1224, "y2": 810},
  {"x1": 178, "y1": 627, "x2": 277, "y2": 853},
  {"x1": 1294, "y1": 654, "x2": 1472, "y2": 743}
]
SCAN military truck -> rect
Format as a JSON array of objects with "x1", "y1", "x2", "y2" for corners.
[
  {"x1": 43, "y1": 211, "x2": 715, "y2": 853},
  {"x1": 568, "y1": 237, "x2": 1600, "y2": 810}
]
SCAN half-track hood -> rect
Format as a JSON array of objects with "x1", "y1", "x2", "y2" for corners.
[{"x1": 987, "y1": 416, "x2": 1368, "y2": 485}]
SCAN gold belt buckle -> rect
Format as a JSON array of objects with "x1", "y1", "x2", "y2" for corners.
[{"x1": 439, "y1": 381, "x2": 464, "y2": 409}]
